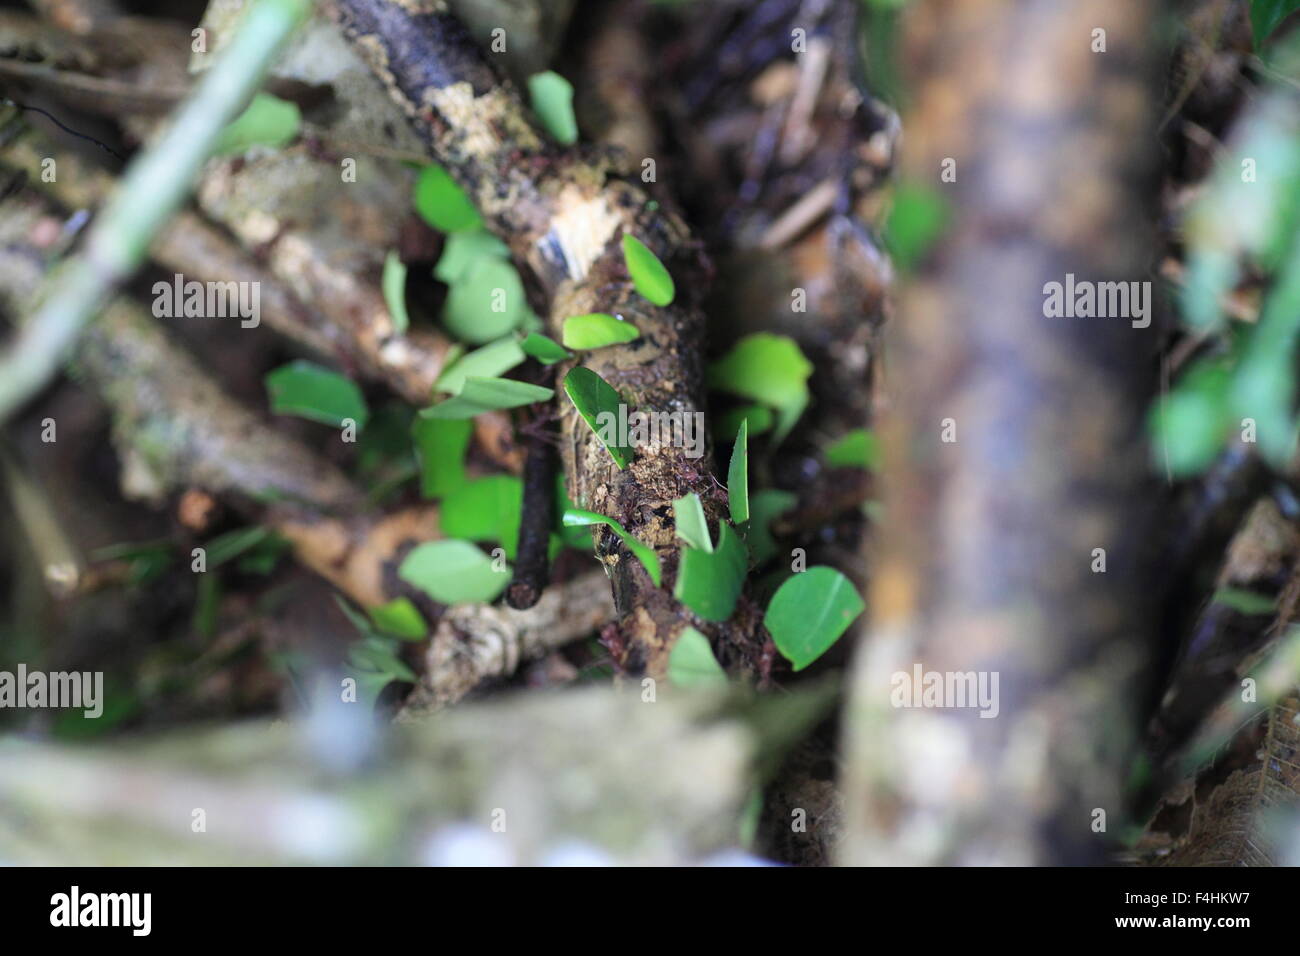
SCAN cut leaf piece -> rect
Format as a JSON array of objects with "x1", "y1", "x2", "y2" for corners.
[
  {"x1": 434, "y1": 337, "x2": 525, "y2": 394},
  {"x1": 434, "y1": 229, "x2": 509, "y2": 283},
  {"x1": 708, "y1": 333, "x2": 812, "y2": 442},
  {"x1": 421, "y1": 377, "x2": 553, "y2": 419},
  {"x1": 622, "y1": 234, "x2": 675, "y2": 306},
  {"x1": 527, "y1": 70, "x2": 578, "y2": 145},
  {"x1": 563, "y1": 367, "x2": 634, "y2": 468},
  {"x1": 746, "y1": 490, "x2": 797, "y2": 566},
  {"x1": 668, "y1": 626, "x2": 727, "y2": 687},
  {"x1": 368, "y1": 597, "x2": 427, "y2": 640},
  {"x1": 203, "y1": 526, "x2": 270, "y2": 568},
  {"x1": 265, "y1": 360, "x2": 368, "y2": 429},
  {"x1": 214, "y1": 92, "x2": 300, "y2": 156},
  {"x1": 728, "y1": 419, "x2": 749, "y2": 524},
  {"x1": 382, "y1": 250, "x2": 409, "y2": 334},
  {"x1": 675, "y1": 522, "x2": 748, "y2": 622},
  {"x1": 562, "y1": 313, "x2": 641, "y2": 349},
  {"x1": 563, "y1": 508, "x2": 661, "y2": 586},
  {"x1": 885, "y1": 182, "x2": 950, "y2": 272},
  {"x1": 824, "y1": 429, "x2": 881, "y2": 470},
  {"x1": 442, "y1": 256, "x2": 527, "y2": 344},
  {"x1": 520, "y1": 332, "x2": 572, "y2": 364},
  {"x1": 413, "y1": 163, "x2": 482, "y2": 232},
  {"x1": 715, "y1": 404, "x2": 773, "y2": 440},
  {"x1": 398, "y1": 539, "x2": 509, "y2": 604},
  {"x1": 440, "y1": 475, "x2": 524, "y2": 560},
  {"x1": 765, "y1": 567, "x2": 864, "y2": 671},
  {"x1": 673, "y1": 492, "x2": 712, "y2": 553},
  {"x1": 412, "y1": 416, "x2": 471, "y2": 498}
]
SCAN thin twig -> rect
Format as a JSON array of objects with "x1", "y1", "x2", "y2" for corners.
[{"x1": 0, "y1": 0, "x2": 310, "y2": 423}]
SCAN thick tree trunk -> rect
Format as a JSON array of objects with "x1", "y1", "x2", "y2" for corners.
[{"x1": 842, "y1": 0, "x2": 1164, "y2": 865}]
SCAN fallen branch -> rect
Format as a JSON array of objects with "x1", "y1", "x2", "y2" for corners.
[{"x1": 332, "y1": 0, "x2": 728, "y2": 675}]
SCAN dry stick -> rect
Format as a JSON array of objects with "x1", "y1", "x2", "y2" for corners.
[
  {"x1": 506, "y1": 410, "x2": 557, "y2": 610},
  {"x1": 0, "y1": 129, "x2": 452, "y2": 400},
  {"x1": 332, "y1": 0, "x2": 726, "y2": 676},
  {"x1": 842, "y1": 0, "x2": 1164, "y2": 865},
  {"x1": 0, "y1": 0, "x2": 311, "y2": 423}
]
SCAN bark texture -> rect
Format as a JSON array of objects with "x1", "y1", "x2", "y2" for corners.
[
  {"x1": 843, "y1": 0, "x2": 1164, "y2": 864},
  {"x1": 332, "y1": 0, "x2": 723, "y2": 675}
]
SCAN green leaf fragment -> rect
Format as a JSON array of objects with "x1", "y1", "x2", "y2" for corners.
[
  {"x1": 825, "y1": 429, "x2": 881, "y2": 470},
  {"x1": 563, "y1": 366, "x2": 634, "y2": 468},
  {"x1": 520, "y1": 331, "x2": 573, "y2": 364},
  {"x1": 673, "y1": 492, "x2": 713, "y2": 553},
  {"x1": 667, "y1": 626, "x2": 728, "y2": 687},
  {"x1": 675, "y1": 522, "x2": 748, "y2": 622},
  {"x1": 563, "y1": 507, "x2": 661, "y2": 586},
  {"x1": 528, "y1": 70, "x2": 578, "y2": 145},
  {"x1": 421, "y1": 377, "x2": 553, "y2": 419},
  {"x1": 562, "y1": 313, "x2": 641, "y2": 349},
  {"x1": 435, "y1": 336, "x2": 526, "y2": 394},
  {"x1": 368, "y1": 597, "x2": 428, "y2": 640},
  {"x1": 398, "y1": 539, "x2": 509, "y2": 604},
  {"x1": 709, "y1": 334, "x2": 811, "y2": 442},
  {"x1": 622, "y1": 234, "x2": 675, "y2": 306},
  {"x1": 443, "y1": 255, "x2": 528, "y2": 344},
  {"x1": 440, "y1": 475, "x2": 524, "y2": 560},
  {"x1": 412, "y1": 416, "x2": 471, "y2": 497},
  {"x1": 765, "y1": 566, "x2": 864, "y2": 671},
  {"x1": 382, "y1": 250, "x2": 410, "y2": 334},
  {"x1": 413, "y1": 163, "x2": 482, "y2": 232},
  {"x1": 434, "y1": 229, "x2": 510, "y2": 283},
  {"x1": 213, "y1": 92, "x2": 300, "y2": 156},
  {"x1": 266, "y1": 360, "x2": 369, "y2": 429},
  {"x1": 745, "y1": 489, "x2": 797, "y2": 566},
  {"x1": 728, "y1": 419, "x2": 749, "y2": 524}
]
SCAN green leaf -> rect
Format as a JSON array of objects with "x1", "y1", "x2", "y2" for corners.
[
  {"x1": 675, "y1": 523, "x2": 748, "y2": 622},
  {"x1": 266, "y1": 360, "x2": 369, "y2": 429},
  {"x1": 728, "y1": 419, "x2": 749, "y2": 524},
  {"x1": 435, "y1": 336, "x2": 526, "y2": 394},
  {"x1": 745, "y1": 490, "x2": 797, "y2": 566},
  {"x1": 708, "y1": 333, "x2": 812, "y2": 441},
  {"x1": 563, "y1": 507, "x2": 661, "y2": 586},
  {"x1": 442, "y1": 255, "x2": 528, "y2": 344},
  {"x1": 562, "y1": 313, "x2": 641, "y2": 349},
  {"x1": 434, "y1": 229, "x2": 509, "y2": 283},
  {"x1": 555, "y1": 476, "x2": 592, "y2": 549},
  {"x1": 1251, "y1": 0, "x2": 1300, "y2": 47},
  {"x1": 667, "y1": 626, "x2": 727, "y2": 687},
  {"x1": 765, "y1": 567, "x2": 864, "y2": 671},
  {"x1": 398, "y1": 539, "x2": 509, "y2": 604},
  {"x1": 421, "y1": 377, "x2": 553, "y2": 419},
  {"x1": 382, "y1": 250, "x2": 410, "y2": 334},
  {"x1": 440, "y1": 475, "x2": 524, "y2": 560},
  {"x1": 520, "y1": 331, "x2": 573, "y2": 364},
  {"x1": 348, "y1": 636, "x2": 417, "y2": 683},
  {"x1": 1150, "y1": 358, "x2": 1232, "y2": 477},
  {"x1": 563, "y1": 367, "x2": 634, "y2": 468},
  {"x1": 213, "y1": 92, "x2": 300, "y2": 156},
  {"x1": 203, "y1": 526, "x2": 270, "y2": 568},
  {"x1": 825, "y1": 429, "x2": 881, "y2": 470},
  {"x1": 715, "y1": 405, "x2": 773, "y2": 440},
  {"x1": 673, "y1": 492, "x2": 713, "y2": 553},
  {"x1": 368, "y1": 597, "x2": 428, "y2": 639},
  {"x1": 622, "y1": 234, "x2": 675, "y2": 306},
  {"x1": 1211, "y1": 587, "x2": 1277, "y2": 615},
  {"x1": 527, "y1": 70, "x2": 578, "y2": 145},
  {"x1": 885, "y1": 182, "x2": 950, "y2": 271},
  {"x1": 414, "y1": 163, "x2": 482, "y2": 232},
  {"x1": 412, "y1": 416, "x2": 471, "y2": 497}
]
